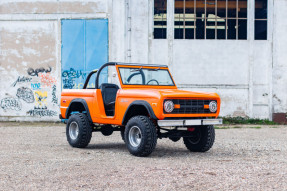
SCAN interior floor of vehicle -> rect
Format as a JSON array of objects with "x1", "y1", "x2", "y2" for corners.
[{"x1": 100, "y1": 83, "x2": 119, "y2": 116}]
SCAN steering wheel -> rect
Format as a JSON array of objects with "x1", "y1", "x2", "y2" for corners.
[
  {"x1": 126, "y1": 70, "x2": 146, "y2": 84},
  {"x1": 146, "y1": 79, "x2": 159, "y2": 85}
]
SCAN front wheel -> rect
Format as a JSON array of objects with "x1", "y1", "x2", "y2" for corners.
[
  {"x1": 66, "y1": 113, "x2": 92, "y2": 148},
  {"x1": 125, "y1": 116, "x2": 157, "y2": 157},
  {"x1": 183, "y1": 125, "x2": 215, "y2": 152}
]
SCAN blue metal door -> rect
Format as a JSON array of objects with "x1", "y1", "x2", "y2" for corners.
[{"x1": 61, "y1": 19, "x2": 108, "y2": 89}]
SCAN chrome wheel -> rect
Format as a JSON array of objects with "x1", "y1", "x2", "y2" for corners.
[
  {"x1": 128, "y1": 126, "x2": 142, "y2": 147},
  {"x1": 69, "y1": 121, "x2": 79, "y2": 140}
]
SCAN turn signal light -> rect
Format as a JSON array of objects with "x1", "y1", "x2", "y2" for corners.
[{"x1": 174, "y1": 104, "x2": 180, "y2": 109}]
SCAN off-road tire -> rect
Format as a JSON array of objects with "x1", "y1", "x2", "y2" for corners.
[
  {"x1": 66, "y1": 113, "x2": 92, "y2": 148},
  {"x1": 183, "y1": 125, "x2": 215, "y2": 152},
  {"x1": 125, "y1": 115, "x2": 157, "y2": 157}
]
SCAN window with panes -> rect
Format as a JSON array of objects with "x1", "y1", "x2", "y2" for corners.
[
  {"x1": 153, "y1": 0, "x2": 268, "y2": 40},
  {"x1": 174, "y1": 0, "x2": 248, "y2": 40}
]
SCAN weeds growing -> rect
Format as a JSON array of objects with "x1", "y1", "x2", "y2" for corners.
[{"x1": 221, "y1": 116, "x2": 277, "y2": 125}]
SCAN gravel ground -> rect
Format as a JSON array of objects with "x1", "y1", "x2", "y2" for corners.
[{"x1": 0, "y1": 122, "x2": 286, "y2": 191}]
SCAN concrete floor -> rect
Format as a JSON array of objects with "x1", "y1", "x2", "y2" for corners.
[{"x1": 0, "y1": 122, "x2": 286, "y2": 190}]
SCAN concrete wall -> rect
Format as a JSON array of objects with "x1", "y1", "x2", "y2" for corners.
[
  {"x1": 273, "y1": 0, "x2": 287, "y2": 116},
  {"x1": 0, "y1": 21, "x2": 60, "y2": 121},
  {"x1": 0, "y1": 0, "x2": 286, "y2": 121}
]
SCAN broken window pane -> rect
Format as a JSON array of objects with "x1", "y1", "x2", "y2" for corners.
[{"x1": 154, "y1": 0, "x2": 167, "y2": 39}]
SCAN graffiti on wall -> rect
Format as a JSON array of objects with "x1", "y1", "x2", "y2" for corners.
[
  {"x1": 12, "y1": 76, "x2": 32, "y2": 87},
  {"x1": 62, "y1": 68, "x2": 87, "y2": 89},
  {"x1": 1, "y1": 97, "x2": 22, "y2": 111},
  {"x1": 52, "y1": 85, "x2": 58, "y2": 104},
  {"x1": 27, "y1": 66, "x2": 52, "y2": 76},
  {"x1": 34, "y1": 91, "x2": 48, "y2": 108},
  {"x1": 62, "y1": 68, "x2": 86, "y2": 79},
  {"x1": 38, "y1": 73, "x2": 57, "y2": 87},
  {"x1": 63, "y1": 78, "x2": 75, "y2": 89},
  {"x1": 1, "y1": 65, "x2": 58, "y2": 118},
  {"x1": 16, "y1": 87, "x2": 35, "y2": 103},
  {"x1": 27, "y1": 108, "x2": 57, "y2": 117},
  {"x1": 31, "y1": 83, "x2": 41, "y2": 90}
]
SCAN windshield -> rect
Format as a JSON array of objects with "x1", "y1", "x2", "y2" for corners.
[{"x1": 118, "y1": 67, "x2": 175, "y2": 86}]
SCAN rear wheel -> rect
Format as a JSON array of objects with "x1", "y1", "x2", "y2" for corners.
[
  {"x1": 125, "y1": 116, "x2": 157, "y2": 157},
  {"x1": 66, "y1": 113, "x2": 92, "y2": 148},
  {"x1": 183, "y1": 125, "x2": 215, "y2": 152}
]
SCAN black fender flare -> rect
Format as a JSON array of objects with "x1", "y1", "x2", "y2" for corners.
[
  {"x1": 66, "y1": 98, "x2": 92, "y2": 122},
  {"x1": 122, "y1": 100, "x2": 157, "y2": 125}
]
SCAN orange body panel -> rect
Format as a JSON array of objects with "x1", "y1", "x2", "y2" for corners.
[{"x1": 60, "y1": 64, "x2": 221, "y2": 125}]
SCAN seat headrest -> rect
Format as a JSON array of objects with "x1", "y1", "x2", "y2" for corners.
[{"x1": 100, "y1": 83, "x2": 119, "y2": 91}]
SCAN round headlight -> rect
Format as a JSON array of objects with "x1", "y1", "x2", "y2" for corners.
[
  {"x1": 164, "y1": 100, "x2": 174, "y2": 113},
  {"x1": 209, "y1": 101, "x2": 217, "y2": 113}
]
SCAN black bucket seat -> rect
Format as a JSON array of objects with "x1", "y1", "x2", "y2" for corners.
[{"x1": 100, "y1": 83, "x2": 119, "y2": 116}]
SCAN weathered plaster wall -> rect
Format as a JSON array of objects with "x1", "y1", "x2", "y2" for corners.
[
  {"x1": 0, "y1": 21, "x2": 59, "y2": 121},
  {"x1": 273, "y1": 0, "x2": 287, "y2": 114},
  {"x1": 109, "y1": 0, "x2": 125, "y2": 62},
  {"x1": 171, "y1": 40, "x2": 251, "y2": 117},
  {"x1": 0, "y1": 0, "x2": 106, "y2": 14},
  {"x1": 130, "y1": 0, "x2": 149, "y2": 64}
]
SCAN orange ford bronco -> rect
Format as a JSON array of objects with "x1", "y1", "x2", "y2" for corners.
[{"x1": 60, "y1": 62, "x2": 222, "y2": 157}]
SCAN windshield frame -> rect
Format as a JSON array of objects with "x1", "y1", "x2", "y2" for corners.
[{"x1": 116, "y1": 65, "x2": 177, "y2": 88}]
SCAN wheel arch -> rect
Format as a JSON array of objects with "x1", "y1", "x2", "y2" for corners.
[
  {"x1": 122, "y1": 100, "x2": 157, "y2": 125},
  {"x1": 66, "y1": 98, "x2": 92, "y2": 122}
]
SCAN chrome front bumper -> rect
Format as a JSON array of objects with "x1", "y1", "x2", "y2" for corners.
[{"x1": 157, "y1": 118, "x2": 223, "y2": 127}]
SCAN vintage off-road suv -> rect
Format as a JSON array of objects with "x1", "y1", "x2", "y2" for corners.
[{"x1": 60, "y1": 62, "x2": 222, "y2": 157}]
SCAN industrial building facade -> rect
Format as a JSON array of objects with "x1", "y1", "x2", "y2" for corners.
[{"x1": 0, "y1": 0, "x2": 286, "y2": 122}]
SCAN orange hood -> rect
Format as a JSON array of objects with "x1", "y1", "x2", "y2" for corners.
[{"x1": 118, "y1": 88, "x2": 220, "y2": 100}]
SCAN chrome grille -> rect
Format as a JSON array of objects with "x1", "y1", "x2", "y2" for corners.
[{"x1": 164, "y1": 99, "x2": 217, "y2": 114}]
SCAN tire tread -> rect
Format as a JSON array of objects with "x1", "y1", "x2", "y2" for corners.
[
  {"x1": 183, "y1": 125, "x2": 215, "y2": 152},
  {"x1": 66, "y1": 113, "x2": 92, "y2": 148},
  {"x1": 125, "y1": 115, "x2": 157, "y2": 157}
]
